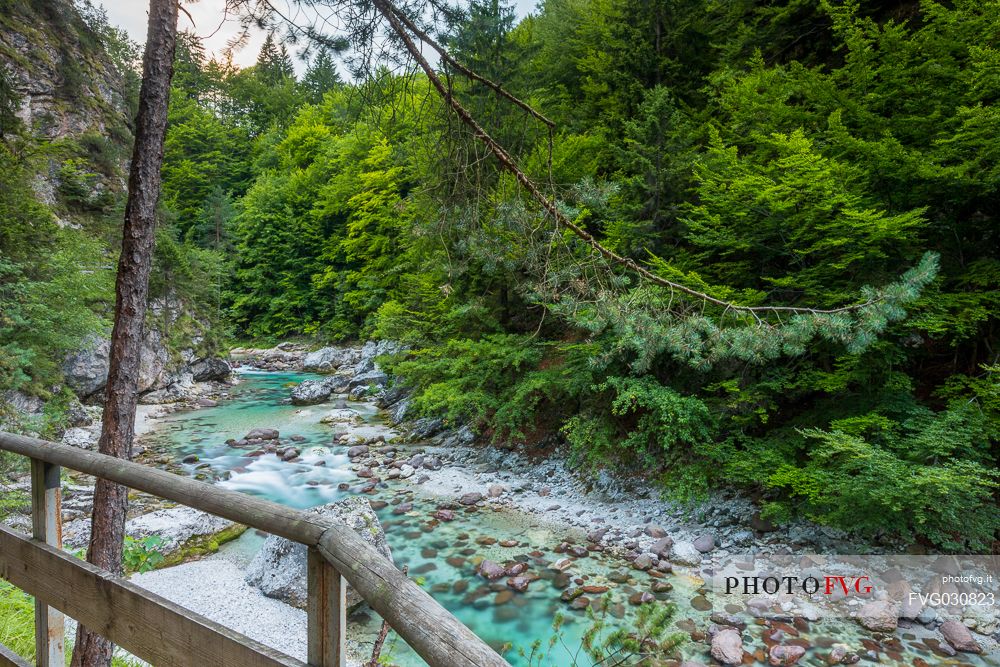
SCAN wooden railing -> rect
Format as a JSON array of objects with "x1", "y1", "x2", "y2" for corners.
[{"x1": 0, "y1": 432, "x2": 510, "y2": 667}]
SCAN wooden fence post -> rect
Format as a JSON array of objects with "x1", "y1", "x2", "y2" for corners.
[
  {"x1": 30, "y1": 458, "x2": 64, "y2": 667},
  {"x1": 307, "y1": 546, "x2": 346, "y2": 667}
]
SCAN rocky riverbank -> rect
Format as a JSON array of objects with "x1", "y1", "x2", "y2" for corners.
[{"x1": 227, "y1": 340, "x2": 1000, "y2": 663}]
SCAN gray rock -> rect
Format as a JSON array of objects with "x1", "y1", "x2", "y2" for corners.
[
  {"x1": 190, "y1": 357, "x2": 231, "y2": 382},
  {"x1": 669, "y1": 540, "x2": 702, "y2": 566},
  {"x1": 320, "y1": 408, "x2": 362, "y2": 425},
  {"x1": 245, "y1": 497, "x2": 392, "y2": 610},
  {"x1": 710, "y1": 628, "x2": 744, "y2": 665},
  {"x1": 693, "y1": 533, "x2": 716, "y2": 553},
  {"x1": 245, "y1": 427, "x2": 279, "y2": 440},
  {"x1": 390, "y1": 398, "x2": 411, "y2": 425},
  {"x1": 63, "y1": 506, "x2": 237, "y2": 553},
  {"x1": 355, "y1": 340, "x2": 404, "y2": 375},
  {"x1": 291, "y1": 379, "x2": 334, "y2": 405},
  {"x1": 303, "y1": 347, "x2": 351, "y2": 372},
  {"x1": 459, "y1": 492, "x2": 483, "y2": 506},
  {"x1": 62, "y1": 426, "x2": 98, "y2": 449},
  {"x1": 348, "y1": 370, "x2": 388, "y2": 396},
  {"x1": 62, "y1": 333, "x2": 110, "y2": 397}
]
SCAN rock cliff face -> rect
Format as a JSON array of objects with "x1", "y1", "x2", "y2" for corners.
[{"x1": 0, "y1": 0, "x2": 132, "y2": 214}]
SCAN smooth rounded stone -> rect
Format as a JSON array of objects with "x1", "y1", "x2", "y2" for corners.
[
  {"x1": 768, "y1": 645, "x2": 806, "y2": 666},
  {"x1": 499, "y1": 539, "x2": 518, "y2": 547},
  {"x1": 181, "y1": 454, "x2": 198, "y2": 464},
  {"x1": 580, "y1": 585, "x2": 608, "y2": 594},
  {"x1": 855, "y1": 600, "x2": 898, "y2": 633},
  {"x1": 629, "y1": 592, "x2": 654, "y2": 605},
  {"x1": 368, "y1": 500, "x2": 388, "y2": 510},
  {"x1": 651, "y1": 581, "x2": 672, "y2": 593},
  {"x1": 495, "y1": 590, "x2": 514, "y2": 605},
  {"x1": 356, "y1": 467, "x2": 374, "y2": 479},
  {"x1": 422, "y1": 456, "x2": 442, "y2": 471},
  {"x1": 569, "y1": 596, "x2": 591, "y2": 610},
  {"x1": 690, "y1": 595, "x2": 712, "y2": 612},
  {"x1": 280, "y1": 448, "x2": 299, "y2": 461},
  {"x1": 567, "y1": 545, "x2": 588, "y2": 558},
  {"x1": 939, "y1": 620, "x2": 981, "y2": 653},
  {"x1": 507, "y1": 577, "x2": 531, "y2": 592},
  {"x1": 632, "y1": 553, "x2": 655, "y2": 570},
  {"x1": 195, "y1": 398, "x2": 218, "y2": 407},
  {"x1": 477, "y1": 560, "x2": 507, "y2": 580},
  {"x1": 413, "y1": 562, "x2": 437, "y2": 575},
  {"x1": 244, "y1": 427, "x2": 279, "y2": 440},
  {"x1": 692, "y1": 533, "x2": 715, "y2": 553},
  {"x1": 398, "y1": 464, "x2": 415, "y2": 479},
  {"x1": 476, "y1": 536, "x2": 497, "y2": 546},
  {"x1": 487, "y1": 484, "x2": 505, "y2": 498},
  {"x1": 670, "y1": 540, "x2": 702, "y2": 566},
  {"x1": 446, "y1": 556, "x2": 466, "y2": 568},
  {"x1": 551, "y1": 571, "x2": 571, "y2": 589},
  {"x1": 433, "y1": 509, "x2": 455, "y2": 521},
  {"x1": 347, "y1": 445, "x2": 368, "y2": 458},
  {"x1": 289, "y1": 434, "x2": 306, "y2": 442},
  {"x1": 710, "y1": 611, "x2": 746, "y2": 630},
  {"x1": 244, "y1": 497, "x2": 391, "y2": 611},
  {"x1": 387, "y1": 469, "x2": 401, "y2": 479},
  {"x1": 644, "y1": 524, "x2": 667, "y2": 538},
  {"x1": 710, "y1": 628, "x2": 745, "y2": 665},
  {"x1": 459, "y1": 492, "x2": 483, "y2": 506},
  {"x1": 494, "y1": 606, "x2": 520, "y2": 623}
]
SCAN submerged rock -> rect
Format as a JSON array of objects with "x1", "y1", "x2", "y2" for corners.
[
  {"x1": 245, "y1": 497, "x2": 392, "y2": 610},
  {"x1": 939, "y1": 620, "x2": 981, "y2": 653}
]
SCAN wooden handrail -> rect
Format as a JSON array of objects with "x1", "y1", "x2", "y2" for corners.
[{"x1": 0, "y1": 432, "x2": 510, "y2": 667}]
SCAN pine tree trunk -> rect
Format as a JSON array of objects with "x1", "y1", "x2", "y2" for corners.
[{"x1": 70, "y1": 1, "x2": 178, "y2": 665}]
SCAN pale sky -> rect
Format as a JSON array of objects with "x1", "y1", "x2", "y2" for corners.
[{"x1": 102, "y1": 1, "x2": 538, "y2": 72}]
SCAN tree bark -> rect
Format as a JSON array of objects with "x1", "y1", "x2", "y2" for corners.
[{"x1": 70, "y1": 1, "x2": 178, "y2": 665}]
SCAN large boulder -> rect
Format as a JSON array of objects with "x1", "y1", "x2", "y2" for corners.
[
  {"x1": 355, "y1": 340, "x2": 403, "y2": 375},
  {"x1": 245, "y1": 497, "x2": 392, "y2": 610},
  {"x1": 63, "y1": 506, "x2": 240, "y2": 556},
  {"x1": 62, "y1": 333, "x2": 111, "y2": 398},
  {"x1": 348, "y1": 370, "x2": 388, "y2": 397},
  {"x1": 303, "y1": 347, "x2": 355, "y2": 372},
  {"x1": 291, "y1": 379, "x2": 334, "y2": 405},
  {"x1": 190, "y1": 357, "x2": 232, "y2": 382}
]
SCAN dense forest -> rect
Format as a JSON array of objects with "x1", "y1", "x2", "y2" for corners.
[{"x1": 2, "y1": 0, "x2": 998, "y2": 551}]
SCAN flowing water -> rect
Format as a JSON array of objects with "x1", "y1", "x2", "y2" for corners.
[{"x1": 144, "y1": 371, "x2": 997, "y2": 667}]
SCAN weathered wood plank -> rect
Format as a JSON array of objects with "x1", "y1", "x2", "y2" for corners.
[
  {"x1": 318, "y1": 526, "x2": 510, "y2": 667},
  {"x1": 0, "y1": 524, "x2": 304, "y2": 667},
  {"x1": 30, "y1": 458, "x2": 64, "y2": 667},
  {"x1": 0, "y1": 642, "x2": 31, "y2": 667},
  {"x1": 307, "y1": 547, "x2": 346, "y2": 667},
  {"x1": 0, "y1": 432, "x2": 512, "y2": 667}
]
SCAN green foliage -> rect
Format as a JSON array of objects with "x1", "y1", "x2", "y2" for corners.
[
  {"x1": 123, "y1": 535, "x2": 166, "y2": 574},
  {"x1": 515, "y1": 596, "x2": 683, "y2": 666}
]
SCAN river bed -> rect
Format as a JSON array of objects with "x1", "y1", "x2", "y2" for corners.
[{"x1": 138, "y1": 370, "x2": 998, "y2": 667}]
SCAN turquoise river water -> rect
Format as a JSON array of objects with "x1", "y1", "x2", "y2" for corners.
[{"x1": 142, "y1": 370, "x2": 996, "y2": 667}]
